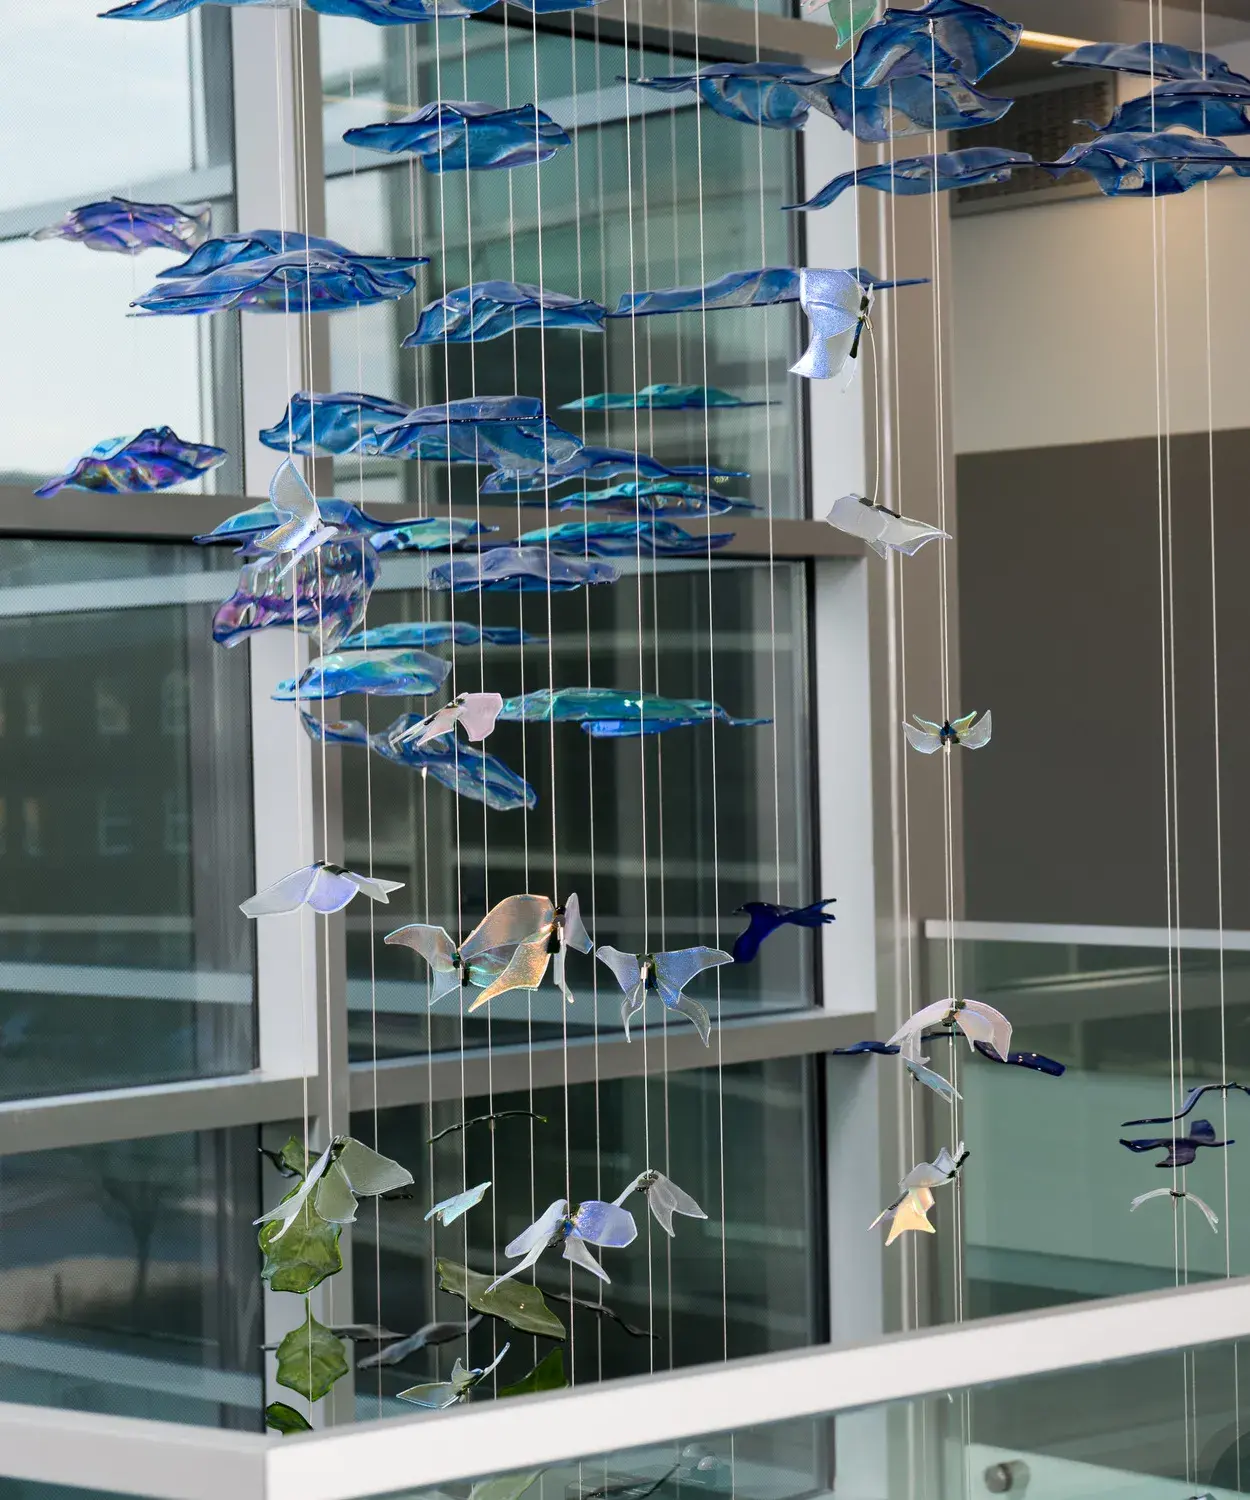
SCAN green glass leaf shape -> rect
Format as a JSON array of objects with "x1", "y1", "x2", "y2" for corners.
[
  {"x1": 260, "y1": 1192, "x2": 343, "y2": 1294},
  {"x1": 276, "y1": 1309, "x2": 350, "y2": 1402},
  {"x1": 469, "y1": 1475, "x2": 543, "y2": 1500},
  {"x1": 499, "y1": 1347, "x2": 566, "y2": 1398},
  {"x1": 264, "y1": 1401, "x2": 313, "y2": 1435},
  {"x1": 436, "y1": 1259, "x2": 566, "y2": 1340},
  {"x1": 832, "y1": 0, "x2": 876, "y2": 45}
]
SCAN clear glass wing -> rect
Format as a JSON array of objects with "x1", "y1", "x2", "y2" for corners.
[
  {"x1": 335, "y1": 1137, "x2": 415, "y2": 1196},
  {"x1": 459, "y1": 692, "x2": 504, "y2": 741},
  {"x1": 903, "y1": 722, "x2": 942, "y2": 754},
  {"x1": 653, "y1": 945, "x2": 733, "y2": 993},
  {"x1": 960, "y1": 1000, "x2": 1012, "y2": 1061},
  {"x1": 572, "y1": 1199, "x2": 638, "y2": 1248},
  {"x1": 383, "y1": 923, "x2": 459, "y2": 972},
  {"x1": 562, "y1": 1235, "x2": 610, "y2": 1282},
  {"x1": 305, "y1": 866, "x2": 365, "y2": 914},
  {"x1": 462, "y1": 894, "x2": 554, "y2": 959},
  {"x1": 425, "y1": 1181, "x2": 491, "y2": 1225},
  {"x1": 595, "y1": 945, "x2": 643, "y2": 993},
  {"x1": 314, "y1": 1160, "x2": 361, "y2": 1224},
  {"x1": 504, "y1": 1198, "x2": 568, "y2": 1258},
  {"x1": 958, "y1": 709, "x2": 993, "y2": 749},
  {"x1": 240, "y1": 864, "x2": 321, "y2": 917},
  {"x1": 884, "y1": 1188, "x2": 937, "y2": 1246},
  {"x1": 469, "y1": 939, "x2": 552, "y2": 1010},
  {"x1": 345, "y1": 872, "x2": 405, "y2": 903},
  {"x1": 648, "y1": 1173, "x2": 706, "y2": 1234},
  {"x1": 269, "y1": 457, "x2": 319, "y2": 524},
  {"x1": 561, "y1": 891, "x2": 593, "y2": 953}
]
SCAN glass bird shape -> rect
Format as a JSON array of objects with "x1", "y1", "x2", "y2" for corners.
[
  {"x1": 241, "y1": 862, "x2": 403, "y2": 917},
  {"x1": 488, "y1": 1198, "x2": 638, "y2": 1288},
  {"x1": 595, "y1": 946, "x2": 733, "y2": 1045},
  {"x1": 903, "y1": 711, "x2": 992, "y2": 753}
]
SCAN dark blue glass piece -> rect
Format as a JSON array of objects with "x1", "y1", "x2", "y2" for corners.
[
  {"x1": 517, "y1": 520, "x2": 733, "y2": 557},
  {"x1": 537, "y1": 480, "x2": 757, "y2": 517},
  {"x1": 102, "y1": 0, "x2": 600, "y2": 18},
  {"x1": 195, "y1": 498, "x2": 390, "y2": 545},
  {"x1": 731, "y1": 899, "x2": 837, "y2": 963},
  {"x1": 610, "y1": 265, "x2": 926, "y2": 316},
  {"x1": 846, "y1": 0, "x2": 1022, "y2": 88},
  {"x1": 261, "y1": 392, "x2": 411, "y2": 456},
  {"x1": 428, "y1": 548, "x2": 619, "y2": 593},
  {"x1": 970, "y1": 1041, "x2": 1065, "y2": 1076},
  {"x1": 273, "y1": 648, "x2": 451, "y2": 701},
  {"x1": 481, "y1": 447, "x2": 747, "y2": 494},
  {"x1": 1041, "y1": 132, "x2": 1250, "y2": 196},
  {"x1": 31, "y1": 196, "x2": 211, "y2": 254},
  {"x1": 133, "y1": 232, "x2": 428, "y2": 314},
  {"x1": 371, "y1": 519, "x2": 498, "y2": 552},
  {"x1": 832, "y1": 1040, "x2": 901, "y2": 1056},
  {"x1": 212, "y1": 538, "x2": 379, "y2": 650},
  {"x1": 339, "y1": 622, "x2": 541, "y2": 650},
  {"x1": 1057, "y1": 41, "x2": 1250, "y2": 84},
  {"x1": 563, "y1": 384, "x2": 771, "y2": 412},
  {"x1": 804, "y1": 72, "x2": 1012, "y2": 140},
  {"x1": 405, "y1": 282, "x2": 605, "y2": 344},
  {"x1": 631, "y1": 63, "x2": 831, "y2": 129},
  {"x1": 360, "y1": 396, "x2": 583, "y2": 472},
  {"x1": 302, "y1": 711, "x2": 537, "y2": 810},
  {"x1": 497, "y1": 687, "x2": 770, "y2": 735},
  {"x1": 35, "y1": 427, "x2": 227, "y2": 498},
  {"x1": 787, "y1": 147, "x2": 1033, "y2": 210},
  {"x1": 1099, "y1": 80, "x2": 1250, "y2": 135},
  {"x1": 1119, "y1": 1119, "x2": 1233, "y2": 1168},
  {"x1": 1122, "y1": 1082, "x2": 1250, "y2": 1128},
  {"x1": 343, "y1": 102, "x2": 571, "y2": 172}
]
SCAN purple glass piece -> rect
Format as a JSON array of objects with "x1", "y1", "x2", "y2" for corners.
[
  {"x1": 31, "y1": 196, "x2": 211, "y2": 255},
  {"x1": 212, "y1": 538, "x2": 380, "y2": 650},
  {"x1": 35, "y1": 427, "x2": 227, "y2": 498}
]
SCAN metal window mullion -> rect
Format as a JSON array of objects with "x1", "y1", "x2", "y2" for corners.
[{"x1": 231, "y1": 5, "x2": 355, "y2": 1424}]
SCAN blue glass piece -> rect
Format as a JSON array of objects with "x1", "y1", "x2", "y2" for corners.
[
  {"x1": 1041, "y1": 132, "x2": 1250, "y2": 196},
  {"x1": 846, "y1": 1, "x2": 1022, "y2": 88},
  {"x1": 300, "y1": 712, "x2": 373, "y2": 747},
  {"x1": 133, "y1": 232, "x2": 428, "y2": 314},
  {"x1": 971, "y1": 1042, "x2": 1065, "y2": 1076},
  {"x1": 35, "y1": 427, "x2": 227, "y2": 498},
  {"x1": 787, "y1": 147, "x2": 1033, "y2": 210},
  {"x1": 1099, "y1": 80, "x2": 1250, "y2": 135},
  {"x1": 273, "y1": 648, "x2": 451, "y2": 701},
  {"x1": 339, "y1": 621, "x2": 541, "y2": 650},
  {"x1": 370, "y1": 718, "x2": 538, "y2": 810},
  {"x1": 517, "y1": 520, "x2": 733, "y2": 557},
  {"x1": 1057, "y1": 41, "x2": 1250, "y2": 84},
  {"x1": 731, "y1": 899, "x2": 836, "y2": 963},
  {"x1": 1122, "y1": 1082, "x2": 1250, "y2": 1128},
  {"x1": 31, "y1": 196, "x2": 211, "y2": 255},
  {"x1": 570, "y1": 1200, "x2": 638, "y2": 1248},
  {"x1": 305, "y1": 0, "x2": 497, "y2": 17},
  {"x1": 405, "y1": 282, "x2": 605, "y2": 344},
  {"x1": 610, "y1": 266, "x2": 925, "y2": 317},
  {"x1": 631, "y1": 63, "x2": 831, "y2": 129},
  {"x1": 428, "y1": 548, "x2": 619, "y2": 593},
  {"x1": 804, "y1": 72, "x2": 1013, "y2": 141},
  {"x1": 538, "y1": 480, "x2": 757, "y2": 517},
  {"x1": 497, "y1": 687, "x2": 769, "y2": 734},
  {"x1": 360, "y1": 396, "x2": 583, "y2": 472},
  {"x1": 562, "y1": 384, "x2": 770, "y2": 412},
  {"x1": 100, "y1": 0, "x2": 265, "y2": 17},
  {"x1": 212, "y1": 539, "x2": 379, "y2": 650},
  {"x1": 793, "y1": 269, "x2": 870, "y2": 381},
  {"x1": 343, "y1": 102, "x2": 571, "y2": 172},
  {"x1": 832, "y1": 1040, "x2": 901, "y2": 1056},
  {"x1": 1120, "y1": 1119, "x2": 1233, "y2": 1168},
  {"x1": 195, "y1": 498, "x2": 391, "y2": 545},
  {"x1": 260, "y1": 392, "x2": 411, "y2": 456},
  {"x1": 370, "y1": 518, "x2": 498, "y2": 553},
  {"x1": 481, "y1": 448, "x2": 746, "y2": 494}
]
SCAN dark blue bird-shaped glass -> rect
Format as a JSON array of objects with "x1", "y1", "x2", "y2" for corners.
[
  {"x1": 1123, "y1": 1083, "x2": 1250, "y2": 1127},
  {"x1": 1120, "y1": 1119, "x2": 1233, "y2": 1167},
  {"x1": 1041, "y1": 132, "x2": 1250, "y2": 197},
  {"x1": 732, "y1": 899, "x2": 837, "y2": 963}
]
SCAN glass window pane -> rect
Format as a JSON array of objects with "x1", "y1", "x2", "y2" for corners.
[
  {"x1": 319, "y1": 27, "x2": 801, "y2": 518},
  {"x1": 0, "y1": 541, "x2": 256, "y2": 1101},
  {"x1": 0, "y1": 1129, "x2": 263, "y2": 1431},
  {"x1": 338, "y1": 562, "x2": 811, "y2": 1060},
  {"x1": 347, "y1": 1057, "x2": 823, "y2": 1416},
  {"x1": 0, "y1": 11, "x2": 239, "y2": 490}
]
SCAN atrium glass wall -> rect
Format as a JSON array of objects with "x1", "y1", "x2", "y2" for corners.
[
  {"x1": 0, "y1": 8, "x2": 240, "y2": 494},
  {"x1": 0, "y1": 541, "x2": 256, "y2": 1100}
]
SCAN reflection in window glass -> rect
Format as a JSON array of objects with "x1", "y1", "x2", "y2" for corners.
[
  {"x1": 320, "y1": 27, "x2": 801, "y2": 517},
  {"x1": 0, "y1": 1129, "x2": 263, "y2": 1432},
  {"x1": 355, "y1": 1339, "x2": 1248, "y2": 1500},
  {"x1": 339, "y1": 562, "x2": 811, "y2": 1060},
  {"x1": 0, "y1": 541, "x2": 256, "y2": 1102},
  {"x1": 348, "y1": 1057, "x2": 823, "y2": 1415},
  {"x1": 0, "y1": 11, "x2": 240, "y2": 490},
  {"x1": 915, "y1": 936, "x2": 1250, "y2": 1324}
]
